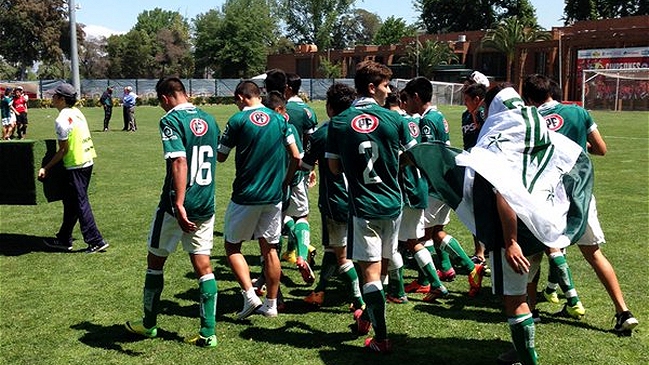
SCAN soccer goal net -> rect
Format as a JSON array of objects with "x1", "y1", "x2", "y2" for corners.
[{"x1": 582, "y1": 68, "x2": 649, "y2": 111}]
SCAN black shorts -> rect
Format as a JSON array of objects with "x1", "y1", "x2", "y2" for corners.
[{"x1": 16, "y1": 113, "x2": 28, "y2": 124}]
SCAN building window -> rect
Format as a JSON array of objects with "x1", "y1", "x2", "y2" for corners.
[{"x1": 535, "y1": 52, "x2": 547, "y2": 74}]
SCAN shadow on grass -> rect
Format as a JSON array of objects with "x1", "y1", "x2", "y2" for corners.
[
  {"x1": 70, "y1": 321, "x2": 183, "y2": 355},
  {"x1": 0, "y1": 233, "x2": 87, "y2": 256},
  {"x1": 240, "y1": 320, "x2": 513, "y2": 365}
]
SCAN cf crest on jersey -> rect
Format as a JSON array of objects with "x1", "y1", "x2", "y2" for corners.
[
  {"x1": 250, "y1": 111, "x2": 271, "y2": 126},
  {"x1": 350, "y1": 114, "x2": 379, "y2": 133},
  {"x1": 408, "y1": 121, "x2": 420, "y2": 137},
  {"x1": 190, "y1": 118, "x2": 208, "y2": 136},
  {"x1": 544, "y1": 114, "x2": 564, "y2": 131}
]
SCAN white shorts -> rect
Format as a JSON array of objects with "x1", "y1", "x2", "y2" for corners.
[
  {"x1": 398, "y1": 207, "x2": 425, "y2": 241},
  {"x1": 350, "y1": 216, "x2": 401, "y2": 262},
  {"x1": 577, "y1": 195, "x2": 605, "y2": 246},
  {"x1": 224, "y1": 201, "x2": 282, "y2": 244},
  {"x1": 147, "y1": 210, "x2": 214, "y2": 257},
  {"x1": 424, "y1": 196, "x2": 451, "y2": 227},
  {"x1": 1, "y1": 117, "x2": 11, "y2": 126},
  {"x1": 322, "y1": 214, "x2": 347, "y2": 248},
  {"x1": 284, "y1": 175, "x2": 309, "y2": 217},
  {"x1": 490, "y1": 249, "x2": 542, "y2": 296}
]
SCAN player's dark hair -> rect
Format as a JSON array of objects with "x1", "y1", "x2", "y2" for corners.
[
  {"x1": 549, "y1": 78, "x2": 563, "y2": 102},
  {"x1": 384, "y1": 85, "x2": 400, "y2": 108},
  {"x1": 354, "y1": 60, "x2": 392, "y2": 97},
  {"x1": 263, "y1": 90, "x2": 286, "y2": 111},
  {"x1": 286, "y1": 73, "x2": 302, "y2": 95},
  {"x1": 326, "y1": 83, "x2": 356, "y2": 116},
  {"x1": 235, "y1": 80, "x2": 261, "y2": 99},
  {"x1": 521, "y1": 74, "x2": 552, "y2": 104},
  {"x1": 403, "y1": 76, "x2": 433, "y2": 103},
  {"x1": 265, "y1": 69, "x2": 287, "y2": 94},
  {"x1": 62, "y1": 95, "x2": 77, "y2": 107},
  {"x1": 484, "y1": 82, "x2": 515, "y2": 111},
  {"x1": 156, "y1": 77, "x2": 186, "y2": 100},
  {"x1": 463, "y1": 83, "x2": 487, "y2": 99}
]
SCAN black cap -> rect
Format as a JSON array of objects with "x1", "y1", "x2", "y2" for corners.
[{"x1": 54, "y1": 83, "x2": 77, "y2": 98}]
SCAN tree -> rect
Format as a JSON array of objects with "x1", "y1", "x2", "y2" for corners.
[
  {"x1": 193, "y1": 0, "x2": 279, "y2": 78},
  {"x1": 416, "y1": 0, "x2": 542, "y2": 34},
  {"x1": 279, "y1": 0, "x2": 355, "y2": 49},
  {"x1": 318, "y1": 56, "x2": 342, "y2": 78},
  {"x1": 481, "y1": 16, "x2": 551, "y2": 85},
  {"x1": 330, "y1": 8, "x2": 381, "y2": 48},
  {"x1": 0, "y1": 0, "x2": 68, "y2": 79},
  {"x1": 563, "y1": 0, "x2": 649, "y2": 24},
  {"x1": 78, "y1": 36, "x2": 109, "y2": 79},
  {"x1": 400, "y1": 39, "x2": 459, "y2": 78},
  {"x1": 373, "y1": 16, "x2": 415, "y2": 46}
]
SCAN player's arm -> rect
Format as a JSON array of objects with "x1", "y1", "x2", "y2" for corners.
[
  {"x1": 38, "y1": 139, "x2": 68, "y2": 179},
  {"x1": 586, "y1": 129, "x2": 607, "y2": 156},
  {"x1": 495, "y1": 191, "x2": 530, "y2": 274},
  {"x1": 171, "y1": 156, "x2": 196, "y2": 233},
  {"x1": 327, "y1": 157, "x2": 342, "y2": 176},
  {"x1": 283, "y1": 142, "x2": 301, "y2": 189}
]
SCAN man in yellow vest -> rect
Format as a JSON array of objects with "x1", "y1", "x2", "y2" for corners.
[{"x1": 38, "y1": 83, "x2": 108, "y2": 253}]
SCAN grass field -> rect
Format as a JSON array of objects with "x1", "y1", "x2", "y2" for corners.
[{"x1": 0, "y1": 102, "x2": 647, "y2": 365}]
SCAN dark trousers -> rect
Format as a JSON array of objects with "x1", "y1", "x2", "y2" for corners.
[
  {"x1": 122, "y1": 106, "x2": 136, "y2": 131},
  {"x1": 56, "y1": 165, "x2": 104, "y2": 246},
  {"x1": 103, "y1": 106, "x2": 112, "y2": 130}
]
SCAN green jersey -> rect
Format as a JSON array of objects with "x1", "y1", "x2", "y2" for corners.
[
  {"x1": 1, "y1": 95, "x2": 12, "y2": 118},
  {"x1": 159, "y1": 103, "x2": 220, "y2": 221},
  {"x1": 398, "y1": 112, "x2": 428, "y2": 209},
  {"x1": 302, "y1": 121, "x2": 348, "y2": 222},
  {"x1": 326, "y1": 98, "x2": 416, "y2": 219},
  {"x1": 538, "y1": 100, "x2": 596, "y2": 151},
  {"x1": 218, "y1": 105, "x2": 295, "y2": 205},
  {"x1": 419, "y1": 106, "x2": 450, "y2": 144},
  {"x1": 286, "y1": 97, "x2": 317, "y2": 142}
]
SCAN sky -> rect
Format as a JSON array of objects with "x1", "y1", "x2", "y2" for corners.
[{"x1": 78, "y1": 0, "x2": 565, "y2": 39}]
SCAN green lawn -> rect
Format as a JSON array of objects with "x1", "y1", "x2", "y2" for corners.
[{"x1": 0, "y1": 103, "x2": 647, "y2": 365}]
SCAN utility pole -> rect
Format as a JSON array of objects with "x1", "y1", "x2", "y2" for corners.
[{"x1": 69, "y1": 0, "x2": 81, "y2": 97}]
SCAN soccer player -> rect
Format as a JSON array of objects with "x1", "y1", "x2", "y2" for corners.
[
  {"x1": 39, "y1": 83, "x2": 109, "y2": 254},
  {"x1": 265, "y1": 69, "x2": 317, "y2": 283},
  {"x1": 302, "y1": 83, "x2": 365, "y2": 312},
  {"x1": 402, "y1": 76, "x2": 485, "y2": 298},
  {"x1": 383, "y1": 89, "x2": 448, "y2": 304},
  {"x1": 522, "y1": 74, "x2": 638, "y2": 333},
  {"x1": 1, "y1": 87, "x2": 16, "y2": 140},
  {"x1": 218, "y1": 80, "x2": 300, "y2": 319},
  {"x1": 13, "y1": 86, "x2": 28, "y2": 139},
  {"x1": 124, "y1": 77, "x2": 219, "y2": 347},
  {"x1": 326, "y1": 60, "x2": 415, "y2": 353}
]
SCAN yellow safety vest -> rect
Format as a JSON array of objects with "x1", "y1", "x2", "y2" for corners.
[{"x1": 63, "y1": 108, "x2": 97, "y2": 168}]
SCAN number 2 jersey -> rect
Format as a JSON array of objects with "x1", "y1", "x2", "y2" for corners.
[
  {"x1": 326, "y1": 98, "x2": 416, "y2": 220},
  {"x1": 159, "y1": 103, "x2": 220, "y2": 221}
]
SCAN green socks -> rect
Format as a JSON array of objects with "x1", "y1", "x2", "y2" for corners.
[
  {"x1": 283, "y1": 216, "x2": 296, "y2": 253},
  {"x1": 314, "y1": 249, "x2": 338, "y2": 292},
  {"x1": 414, "y1": 248, "x2": 443, "y2": 289},
  {"x1": 363, "y1": 282, "x2": 388, "y2": 340},
  {"x1": 198, "y1": 273, "x2": 217, "y2": 337},
  {"x1": 508, "y1": 313, "x2": 539, "y2": 365},
  {"x1": 294, "y1": 218, "x2": 310, "y2": 259},
  {"x1": 440, "y1": 235, "x2": 475, "y2": 272},
  {"x1": 548, "y1": 251, "x2": 580, "y2": 306},
  {"x1": 340, "y1": 261, "x2": 364, "y2": 309},
  {"x1": 143, "y1": 269, "x2": 164, "y2": 329}
]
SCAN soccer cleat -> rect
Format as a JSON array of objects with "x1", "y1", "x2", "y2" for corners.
[
  {"x1": 470, "y1": 256, "x2": 492, "y2": 277},
  {"x1": 281, "y1": 250, "x2": 297, "y2": 264},
  {"x1": 307, "y1": 244, "x2": 317, "y2": 268},
  {"x1": 185, "y1": 334, "x2": 217, "y2": 347},
  {"x1": 353, "y1": 309, "x2": 372, "y2": 335},
  {"x1": 532, "y1": 309, "x2": 541, "y2": 324},
  {"x1": 85, "y1": 241, "x2": 109, "y2": 254},
  {"x1": 423, "y1": 286, "x2": 449, "y2": 302},
  {"x1": 43, "y1": 238, "x2": 73, "y2": 252},
  {"x1": 304, "y1": 291, "x2": 325, "y2": 306},
  {"x1": 543, "y1": 289, "x2": 560, "y2": 304},
  {"x1": 125, "y1": 320, "x2": 157, "y2": 338},
  {"x1": 364, "y1": 337, "x2": 392, "y2": 354},
  {"x1": 562, "y1": 301, "x2": 586, "y2": 319},
  {"x1": 237, "y1": 293, "x2": 262, "y2": 320},
  {"x1": 496, "y1": 347, "x2": 521, "y2": 365},
  {"x1": 437, "y1": 268, "x2": 456, "y2": 282},
  {"x1": 252, "y1": 277, "x2": 266, "y2": 297},
  {"x1": 404, "y1": 280, "x2": 431, "y2": 294},
  {"x1": 468, "y1": 264, "x2": 485, "y2": 297},
  {"x1": 255, "y1": 303, "x2": 278, "y2": 318},
  {"x1": 296, "y1": 257, "x2": 316, "y2": 285},
  {"x1": 386, "y1": 294, "x2": 409, "y2": 304},
  {"x1": 614, "y1": 311, "x2": 638, "y2": 333}
]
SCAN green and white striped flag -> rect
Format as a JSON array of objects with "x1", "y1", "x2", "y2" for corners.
[{"x1": 407, "y1": 88, "x2": 593, "y2": 254}]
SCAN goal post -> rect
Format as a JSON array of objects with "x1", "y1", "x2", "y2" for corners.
[{"x1": 582, "y1": 68, "x2": 649, "y2": 111}]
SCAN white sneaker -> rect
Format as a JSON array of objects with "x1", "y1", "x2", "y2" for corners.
[
  {"x1": 255, "y1": 303, "x2": 278, "y2": 318},
  {"x1": 237, "y1": 292, "x2": 262, "y2": 320}
]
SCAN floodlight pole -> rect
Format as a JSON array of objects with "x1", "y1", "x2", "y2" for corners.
[{"x1": 69, "y1": 0, "x2": 81, "y2": 97}]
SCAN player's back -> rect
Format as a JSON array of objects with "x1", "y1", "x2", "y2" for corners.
[
  {"x1": 420, "y1": 107, "x2": 450, "y2": 144},
  {"x1": 538, "y1": 101, "x2": 593, "y2": 151},
  {"x1": 399, "y1": 112, "x2": 428, "y2": 210},
  {"x1": 328, "y1": 102, "x2": 414, "y2": 219},
  {"x1": 221, "y1": 105, "x2": 290, "y2": 205}
]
